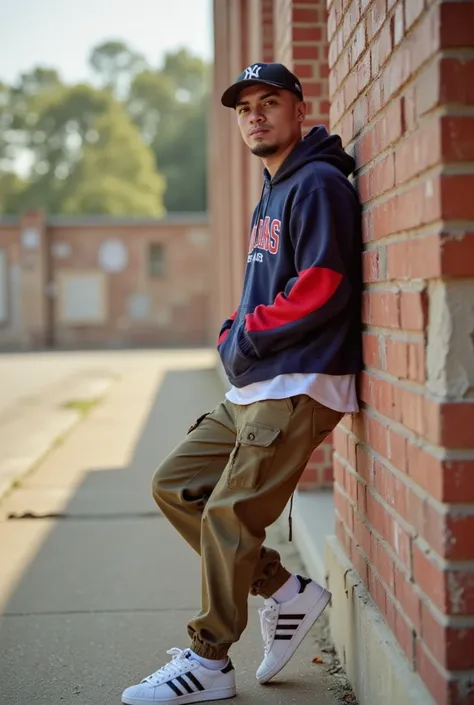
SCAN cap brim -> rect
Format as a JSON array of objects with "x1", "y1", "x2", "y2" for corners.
[{"x1": 221, "y1": 79, "x2": 287, "y2": 108}]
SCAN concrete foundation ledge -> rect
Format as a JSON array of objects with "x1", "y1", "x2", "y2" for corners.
[{"x1": 325, "y1": 535, "x2": 434, "y2": 705}]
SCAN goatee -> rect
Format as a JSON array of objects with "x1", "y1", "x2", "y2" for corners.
[{"x1": 251, "y1": 143, "x2": 279, "y2": 157}]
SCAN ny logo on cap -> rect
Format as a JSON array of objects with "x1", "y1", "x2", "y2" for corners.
[{"x1": 244, "y1": 64, "x2": 263, "y2": 80}]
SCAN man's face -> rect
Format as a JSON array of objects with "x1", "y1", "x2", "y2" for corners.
[{"x1": 235, "y1": 85, "x2": 306, "y2": 158}]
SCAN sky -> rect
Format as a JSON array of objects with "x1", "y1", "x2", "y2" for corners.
[{"x1": 0, "y1": 0, "x2": 213, "y2": 85}]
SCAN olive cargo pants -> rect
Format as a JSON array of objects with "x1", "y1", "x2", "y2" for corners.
[{"x1": 152, "y1": 394, "x2": 342, "y2": 659}]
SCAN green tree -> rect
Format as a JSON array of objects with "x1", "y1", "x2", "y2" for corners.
[
  {"x1": 62, "y1": 105, "x2": 165, "y2": 216},
  {"x1": 89, "y1": 40, "x2": 147, "y2": 97},
  {"x1": 127, "y1": 48, "x2": 209, "y2": 211}
]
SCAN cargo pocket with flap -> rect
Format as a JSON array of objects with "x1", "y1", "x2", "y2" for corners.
[{"x1": 226, "y1": 422, "x2": 281, "y2": 491}]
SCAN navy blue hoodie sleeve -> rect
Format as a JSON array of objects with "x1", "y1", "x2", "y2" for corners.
[{"x1": 237, "y1": 187, "x2": 352, "y2": 359}]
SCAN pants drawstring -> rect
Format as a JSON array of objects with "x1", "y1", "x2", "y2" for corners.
[{"x1": 288, "y1": 492, "x2": 294, "y2": 542}]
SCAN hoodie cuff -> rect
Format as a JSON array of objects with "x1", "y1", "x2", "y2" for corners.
[{"x1": 237, "y1": 326, "x2": 257, "y2": 359}]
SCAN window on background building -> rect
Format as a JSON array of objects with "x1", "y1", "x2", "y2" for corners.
[{"x1": 149, "y1": 243, "x2": 165, "y2": 277}]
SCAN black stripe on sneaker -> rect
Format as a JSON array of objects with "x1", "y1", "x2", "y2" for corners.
[
  {"x1": 274, "y1": 634, "x2": 293, "y2": 640},
  {"x1": 278, "y1": 614, "x2": 305, "y2": 620},
  {"x1": 167, "y1": 680, "x2": 183, "y2": 696},
  {"x1": 221, "y1": 660, "x2": 234, "y2": 674},
  {"x1": 185, "y1": 672, "x2": 205, "y2": 691},
  {"x1": 297, "y1": 576, "x2": 312, "y2": 593},
  {"x1": 276, "y1": 624, "x2": 299, "y2": 630},
  {"x1": 176, "y1": 676, "x2": 194, "y2": 694}
]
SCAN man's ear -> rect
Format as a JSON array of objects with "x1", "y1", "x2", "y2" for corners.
[{"x1": 297, "y1": 101, "x2": 307, "y2": 123}]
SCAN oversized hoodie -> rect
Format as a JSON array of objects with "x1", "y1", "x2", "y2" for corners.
[{"x1": 217, "y1": 126, "x2": 363, "y2": 388}]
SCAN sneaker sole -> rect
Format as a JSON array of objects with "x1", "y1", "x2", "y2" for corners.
[
  {"x1": 257, "y1": 588, "x2": 332, "y2": 685},
  {"x1": 121, "y1": 685, "x2": 236, "y2": 705}
]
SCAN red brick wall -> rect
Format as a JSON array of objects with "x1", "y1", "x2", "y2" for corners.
[
  {"x1": 274, "y1": 0, "x2": 330, "y2": 129},
  {"x1": 329, "y1": 1, "x2": 474, "y2": 701}
]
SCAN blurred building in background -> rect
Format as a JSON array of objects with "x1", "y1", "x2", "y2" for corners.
[
  {"x1": 210, "y1": 2, "x2": 474, "y2": 705},
  {"x1": 0, "y1": 211, "x2": 210, "y2": 348}
]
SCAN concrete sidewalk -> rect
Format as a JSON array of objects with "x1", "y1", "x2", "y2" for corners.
[{"x1": 0, "y1": 352, "x2": 347, "y2": 704}]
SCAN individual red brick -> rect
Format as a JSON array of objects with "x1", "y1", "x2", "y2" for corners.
[
  {"x1": 367, "y1": 0, "x2": 386, "y2": 40},
  {"x1": 400, "y1": 290, "x2": 428, "y2": 331},
  {"x1": 345, "y1": 466, "x2": 358, "y2": 504},
  {"x1": 441, "y1": 175, "x2": 474, "y2": 221},
  {"x1": 334, "y1": 456, "x2": 345, "y2": 488},
  {"x1": 294, "y1": 62, "x2": 316, "y2": 79},
  {"x1": 344, "y1": 70, "x2": 359, "y2": 108},
  {"x1": 444, "y1": 515, "x2": 474, "y2": 561},
  {"x1": 386, "y1": 338, "x2": 408, "y2": 378},
  {"x1": 370, "y1": 532, "x2": 395, "y2": 591},
  {"x1": 357, "y1": 49, "x2": 371, "y2": 92},
  {"x1": 292, "y1": 7, "x2": 320, "y2": 23},
  {"x1": 372, "y1": 18, "x2": 392, "y2": 75},
  {"x1": 441, "y1": 116, "x2": 474, "y2": 162},
  {"x1": 349, "y1": 22, "x2": 366, "y2": 68},
  {"x1": 293, "y1": 26, "x2": 323, "y2": 42},
  {"x1": 439, "y1": 402, "x2": 474, "y2": 450},
  {"x1": 357, "y1": 482, "x2": 367, "y2": 514},
  {"x1": 387, "y1": 427, "x2": 408, "y2": 474},
  {"x1": 394, "y1": 568, "x2": 422, "y2": 631},
  {"x1": 442, "y1": 458, "x2": 474, "y2": 503},
  {"x1": 395, "y1": 119, "x2": 441, "y2": 186},
  {"x1": 440, "y1": 232, "x2": 474, "y2": 276},
  {"x1": 362, "y1": 250, "x2": 380, "y2": 283},
  {"x1": 413, "y1": 545, "x2": 447, "y2": 613},
  {"x1": 293, "y1": 44, "x2": 320, "y2": 60},
  {"x1": 367, "y1": 492, "x2": 391, "y2": 542},
  {"x1": 356, "y1": 444, "x2": 374, "y2": 484},
  {"x1": 372, "y1": 376, "x2": 396, "y2": 420},
  {"x1": 440, "y1": 2, "x2": 474, "y2": 49},
  {"x1": 364, "y1": 290, "x2": 400, "y2": 328},
  {"x1": 408, "y1": 342, "x2": 426, "y2": 383},
  {"x1": 440, "y1": 58, "x2": 474, "y2": 106},
  {"x1": 390, "y1": 519, "x2": 412, "y2": 572},
  {"x1": 404, "y1": 0, "x2": 424, "y2": 31},
  {"x1": 362, "y1": 332, "x2": 380, "y2": 369},
  {"x1": 360, "y1": 154, "x2": 395, "y2": 202},
  {"x1": 421, "y1": 602, "x2": 474, "y2": 670},
  {"x1": 407, "y1": 442, "x2": 444, "y2": 500},
  {"x1": 393, "y1": 2, "x2": 404, "y2": 46},
  {"x1": 415, "y1": 640, "x2": 453, "y2": 705},
  {"x1": 368, "y1": 414, "x2": 389, "y2": 458},
  {"x1": 399, "y1": 386, "x2": 425, "y2": 437},
  {"x1": 333, "y1": 424, "x2": 348, "y2": 457}
]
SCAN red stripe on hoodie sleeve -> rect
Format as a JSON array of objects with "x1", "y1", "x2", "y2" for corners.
[
  {"x1": 218, "y1": 310, "x2": 238, "y2": 344},
  {"x1": 245, "y1": 267, "x2": 342, "y2": 333}
]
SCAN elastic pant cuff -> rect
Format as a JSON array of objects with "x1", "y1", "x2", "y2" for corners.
[{"x1": 191, "y1": 638, "x2": 230, "y2": 660}]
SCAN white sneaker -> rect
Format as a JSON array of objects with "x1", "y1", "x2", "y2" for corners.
[
  {"x1": 122, "y1": 648, "x2": 236, "y2": 704},
  {"x1": 256, "y1": 575, "x2": 331, "y2": 684}
]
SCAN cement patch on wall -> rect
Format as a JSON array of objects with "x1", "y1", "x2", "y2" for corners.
[
  {"x1": 427, "y1": 281, "x2": 474, "y2": 398},
  {"x1": 325, "y1": 536, "x2": 434, "y2": 705}
]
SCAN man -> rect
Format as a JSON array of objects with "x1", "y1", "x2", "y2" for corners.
[{"x1": 122, "y1": 62, "x2": 362, "y2": 705}]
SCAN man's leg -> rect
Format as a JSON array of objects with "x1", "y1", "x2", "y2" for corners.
[
  {"x1": 187, "y1": 396, "x2": 342, "y2": 659},
  {"x1": 152, "y1": 400, "x2": 291, "y2": 597}
]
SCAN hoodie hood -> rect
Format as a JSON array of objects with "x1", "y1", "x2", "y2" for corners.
[{"x1": 268, "y1": 126, "x2": 355, "y2": 185}]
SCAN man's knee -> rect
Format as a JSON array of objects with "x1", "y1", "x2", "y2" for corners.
[{"x1": 151, "y1": 460, "x2": 174, "y2": 504}]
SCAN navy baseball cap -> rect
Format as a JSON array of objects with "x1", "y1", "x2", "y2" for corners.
[{"x1": 221, "y1": 62, "x2": 304, "y2": 108}]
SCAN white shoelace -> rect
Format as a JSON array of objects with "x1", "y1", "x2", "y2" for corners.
[
  {"x1": 144, "y1": 648, "x2": 193, "y2": 684},
  {"x1": 259, "y1": 602, "x2": 279, "y2": 654}
]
